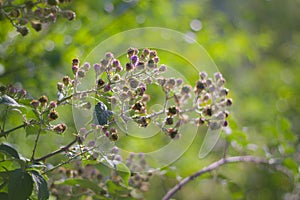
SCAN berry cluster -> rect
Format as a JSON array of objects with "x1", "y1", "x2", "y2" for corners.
[
  {"x1": 49, "y1": 148, "x2": 154, "y2": 199},
  {"x1": 83, "y1": 48, "x2": 231, "y2": 139},
  {"x1": 0, "y1": 0, "x2": 75, "y2": 36}
]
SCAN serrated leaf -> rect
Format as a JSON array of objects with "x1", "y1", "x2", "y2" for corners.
[
  {"x1": 57, "y1": 178, "x2": 102, "y2": 194},
  {"x1": 115, "y1": 162, "x2": 131, "y2": 186},
  {"x1": 8, "y1": 169, "x2": 33, "y2": 200},
  {"x1": 0, "y1": 143, "x2": 20, "y2": 159},
  {"x1": 31, "y1": 171, "x2": 49, "y2": 200}
]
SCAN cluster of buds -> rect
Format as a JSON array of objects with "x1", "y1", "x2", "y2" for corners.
[
  {"x1": 193, "y1": 71, "x2": 232, "y2": 130},
  {"x1": 0, "y1": 84, "x2": 27, "y2": 99},
  {"x1": 0, "y1": 0, "x2": 75, "y2": 36},
  {"x1": 73, "y1": 48, "x2": 232, "y2": 140},
  {"x1": 50, "y1": 150, "x2": 153, "y2": 199},
  {"x1": 50, "y1": 161, "x2": 104, "y2": 199},
  {"x1": 126, "y1": 153, "x2": 155, "y2": 196},
  {"x1": 103, "y1": 127, "x2": 119, "y2": 141},
  {"x1": 29, "y1": 95, "x2": 67, "y2": 134}
]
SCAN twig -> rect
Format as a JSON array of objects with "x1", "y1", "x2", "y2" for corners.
[
  {"x1": 34, "y1": 136, "x2": 79, "y2": 162},
  {"x1": 162, "y1": 156, "x2": 269, "y2": 200},
  {"x1": 42, "y1": 146, "x2": 97, "y2": 175},
  {"x1": 31, "y1": 114, "x2": 43, "y2": 161},
  {"x1": 0, "y1": 123, "x2": 26, "y2": 138}
]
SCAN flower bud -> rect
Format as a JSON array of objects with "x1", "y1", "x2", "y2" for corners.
[
  {"x1": 167, "y1": 128, "x2": 178, "y2": 139},
  {"x1": 130, "y1": 55, "x2": 139, "y2": 66},
  {"x1": 127, "y1": 48, "x2": 136, "y2": 58},
  {"x1": 30, "y1": 100, "x2": 40, "y2": 108},
  {"x1": 113, "y1": 74, "x2": 121, "y2": 81},
  {"x1": 132, "y1": 102, "x2": 145, "y2": 112},
  {"x1": 72, "y1": 58, "x2": 79, "y2": 65},
  {"x1": 112, "y1": 59, "x2": 120, "y2": 68},
  {"x1": 129, "y1": 78, "x2": 139, "y2": 89},
  {"x1": 168, "y1": 106, "x2": 177, "y2": 116},
  {"x1": 110, "y1": 130, "x2": 119, "y2": 141},
  {"x1": 77, "y1": 69, "x2": 85, "y2": 78},
  {"x1": 72, "y1": 65, "x2": 78, "y2": 75},
  {"x1": 62, "y1": 76, "x2": 71, "y2": 86},
  {"x1": 226, "y1": 98, "x2": 233, "y2": 106},
  {"x1": 149, "y1": 50, "x2": 157, "y2": 59},
  {"x1": 57, "y1": 82, "x2": 64, "y2": 92},
  {"x1": 31, "y1": 21, "x2": 42, "y2": 32},
  {"x1": 214, "y1": 72, "x2": 222, "y2": 81},
  {"x1": 83, "y1": 62, "x2": 91, "y2": 71},
  {"x1": 112, "y1": 146, "x2": 119, "y2": 154},
  {"x1": 105, "y1": 52, "x2": 114, "y2": 60},
  {"x1": 17, "y1": 26, "x2": 29, "y2": 36},
  {"x1": 198, "y1": 117, "x2": 205, "y2": 126},
  {"x1": 62, "y1": 10, "x2": 76, "y2": 20},
  {"x1": 142, "y1": 94, "x2": 150, "y2": 102},
  {"x1": 203, "y1": 106, "x2": 212, "y2": 116},
  {"x1": 199, "y1": 71, "x2": 207, "y2": 80},
  {"x1": 181, "y1": 85, "x2": 192, "y2": 95},
  {"x1": 223, "y1": 120, "x2": 228, "y2": 127},
  {"x1": 48, "y1": 109, "x2": 59, "y2": 121},
  {"x1": 53, "y1": 123, "x2": 67, "y2": 134},
  {"x1": 165, "y1": 117, "x2": 174, "y2": 125},
  {"x1": 154, "y1": 56, "x2": 160, "y2": 63},
  {"x1": 147, "y1": 59, "x2": 155, "y2": 68},
  {"x1": 126, "y1": 63, "x2": 134, "y2": 71},
  {"x1": 195, "y1": 80, "x2": 205, "y2": 92},
  {"x1": 136, "y1": 86, "x2": 146, "y2": 96},
  {"x1": 49, "y1": 101, "x2": 57, "y2": 109},
  {"x1": 39, "y1": 95, "x2": 48, "y2": 106},
  {"x1": 143, "y1": 48, "x2": 150, "y2": 56},
  {"x1": 159, "y1": 65, "x2": 167, "y2": 72},
  {"x1": 18, "y1": 89, "x2": 27, "y2": 98},
  {"x1": 103, "y1": 84, "x2": 111, "y2": 92},
  {"x1": 220, "y1": 88, "x2": 229, "y2": 96}
]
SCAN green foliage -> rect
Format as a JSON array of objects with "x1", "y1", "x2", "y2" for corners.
[
  {"x1": 0, "y1": 0, "x2": 299, "y2": 199},
  {"x1": 31, "y1": 171, "x2": 49, "y2": 200},
  {"x1": 8, "y1": 169, "x2": 33, "y2": 200}
]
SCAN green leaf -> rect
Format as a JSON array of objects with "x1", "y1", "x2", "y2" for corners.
[
  {"x1": 115, "y1": 162, "x2": 131, "y2": 186},
  {"x1": 0, "y1": 192, "x2": 8, "y2": 200},
  {"x1": 31, "y1": 171, "x2": 49, "y2": 200},
  {"x1": 106, "y1": 180, "x2": 129, "y2": 195},
  {"x1": 283, "y1": 158, "x2": 299, "y2": 174},
  {"x1": 57, "y1": 178, "x2": 102, "y2": 194},
  {"x1": 0, "y1": 143, "x2": 20, "y2": 159},
  {"x1": 8, "y1": 169, "x2": 33, "y2": 200},
  {"x1": 228, "y1": 181, "x2": 244, "y2": 199},
  {"x1": 0, "y1": 160, "x2": 21, "y2": 172}
]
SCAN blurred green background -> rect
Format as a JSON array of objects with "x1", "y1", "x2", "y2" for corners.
[{"x1": 0, "y1": 0, "x2": 299, "y2": 199}]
